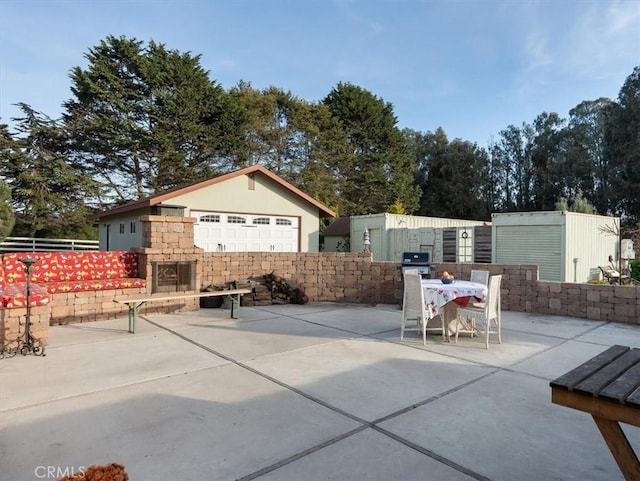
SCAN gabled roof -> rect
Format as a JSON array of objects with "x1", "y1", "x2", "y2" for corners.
[
  {"x1": 95, "y1": 165, "x2": 337, "y2": 219},
  {"x1": 323, "y1": 217, "x2": 351, "y2": 236}
]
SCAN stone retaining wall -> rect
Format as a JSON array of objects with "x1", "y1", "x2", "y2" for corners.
[{"x1": 202, "y1": 253, "x2": 639, "y2": 324}]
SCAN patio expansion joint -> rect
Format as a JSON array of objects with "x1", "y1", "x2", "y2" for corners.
[
  {"x1": 144, "y1": 314, "x2": 501, "y2": 481},
  {"x1": 507, "y1": 320, "x2": 620, "y2": 372},
  {"x1": 255, "y1": 309, "x2": 395, "y2": 340},
  {"x1": 235, "y1": 425, "x2": 370, "y2": 481}
]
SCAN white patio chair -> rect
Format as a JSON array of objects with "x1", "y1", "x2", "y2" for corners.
[
  {"x1": 454, "y1": 274, "x2": 502, "y2": 349},
  {"x1": 401, "y1": 270, "x2": 440, "y2": 345},
  {"x1": 470, "y1": 269, "x2": 489, "y2": 286},
  {"x1": 468, "y1": 269, "x2": 490, "y2": 309}
]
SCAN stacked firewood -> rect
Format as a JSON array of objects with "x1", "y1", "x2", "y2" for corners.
[
  {"x1": 239, "y1": 277, "x2": 270, "y2": 306},
  {"x1": 230, "y1": 273, "x2": 308, "y2": 305},
  {"x1": 264, "y1": 271, "x2": 308, "y2": 305}
]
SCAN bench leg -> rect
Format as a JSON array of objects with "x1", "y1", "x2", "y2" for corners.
[
  {"x1": 128, "y1": 302, "x2": 143, "y2": 334},
  {"x1": 593, "y1": 416, "x2": 640, "y2": 480},
  {"x1": 229, "y1": 294, "x2": 240, "y2": 319}
]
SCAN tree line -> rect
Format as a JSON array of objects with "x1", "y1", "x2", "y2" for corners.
[{"x1": 1, "y1": 35, "x2": 638, "y2": 240}]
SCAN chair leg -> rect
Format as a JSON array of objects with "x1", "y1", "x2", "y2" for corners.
[
  {"x1": 486, "y1": 319, "x2": 490, "y2": 349},
  {"x1": 454, "y1": 316, "x2": 460, "y2": 343},
  {"x1": 420, "y1": 316, "x2": 426, "y2": 346},
  {"x1": 441, "y1": 316, "x2": 446, "y2": 342},
  {"x1": 400, "y1": 314, "x2": 406, "y2": 340}
]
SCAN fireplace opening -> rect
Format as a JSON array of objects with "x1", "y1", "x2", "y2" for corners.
[{"x1": 152, "y1": 261, "x2": 196, "y2": 293}]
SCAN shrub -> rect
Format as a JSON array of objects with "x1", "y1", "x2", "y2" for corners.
[{"x1": 630, "y1": 259, "x2": 640, "y2": 281}]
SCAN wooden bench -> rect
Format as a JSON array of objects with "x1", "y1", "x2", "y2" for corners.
[
  {"x1": 550, "y1": 345, "x2": 640, "y2": 480},
  {"x1": 114, "y1": 289, "x2": 252, "y2": 333}
]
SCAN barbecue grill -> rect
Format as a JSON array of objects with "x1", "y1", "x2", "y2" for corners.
[{"x1": 400, "y1": 252, "x2": 432, "y2": 278}]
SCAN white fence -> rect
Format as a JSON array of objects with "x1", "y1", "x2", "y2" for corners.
[{"x1": 0, "y1": 237, "x2": 99, "y2": 253}]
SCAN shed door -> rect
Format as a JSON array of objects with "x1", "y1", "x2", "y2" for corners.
[
  {"x1": 495, "y1": 226, "x2": 562, "y2": 280},
  {"x1": 192, "y1": 212, "x2": 299, "y2": 252}
]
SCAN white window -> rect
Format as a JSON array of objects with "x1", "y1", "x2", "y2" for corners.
[
  {"x1": 228, "y1": 216, "x2": 247, "y2": 224},
  {"x1": 200, "y1": 215, "x2": 220, "y2": 223},
  {"x1": 130, "y1": 222, "x2": 136, "y2": 233},
  {"x1": 276, "y1": 218, "x2": 292, "y2": 226},
  {"x1": 119, "y1": 223, "x2": 125, "y2": 234},
  {"x1": 253, "y1": 217, "x2": 270, "y2": 225}
]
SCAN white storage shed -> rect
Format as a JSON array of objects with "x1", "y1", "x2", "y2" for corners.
[
  {"x1": 349, "y1": 213, "x2": 486, "y2": 263},
  {"x1": 491, "y1": 211, "x2": 620, "y2": 282}
]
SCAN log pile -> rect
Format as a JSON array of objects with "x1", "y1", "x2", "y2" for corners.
[
  {"x1": 264, "y1": 271, "x2": 309, "y2": 305},
  {"x1": 240, "y1": 277, "x2": 272, "y2": 306},
  {"x1": 228, "y1": 272, "x2": 308, "y2": 306},
  {"x1": 198, "y1": 274, "x2": 310, "y2": 308}
]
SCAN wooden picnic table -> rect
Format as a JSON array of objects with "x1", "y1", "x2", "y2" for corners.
[
  {"x1": 550, "y1": 345, "x2": 640, "y2": 480},
  {"x1": 114, "y1": 289, "x2": 252, "y2": 333}
]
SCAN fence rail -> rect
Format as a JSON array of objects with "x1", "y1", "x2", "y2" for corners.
[{"x1": 0, "y1": 237, "x2": 99, "y2": 253}]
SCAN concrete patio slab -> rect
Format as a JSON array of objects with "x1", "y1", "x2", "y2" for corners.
[
  {"x1": 573, "y1": 321, "x2": 640, "y2": 348},
  {"x1": 378, "y1": 369, "x2": 640, "y2": 481},
  {"x1": 152, "y1": 315, "x2": 357, "y2": 362},
  {"x1": 244, "y1": 337, "x2": 495, "y2": 422},
  {"x1": 375, "y1": 322, "x2": 569, "y2": 369},
  {"x1": 291, "y1": 304, "x2": 401, "y2": 336},
  {"x1": 255, "y1": 427, "x2": 476, "y2": 481},
  {"x1": 1, "y1": 303, "x2": 639, "y2": 481},
  {"x1": 1, "y1": 363, "x2": 361, "y2": 481},
  {"x1": 498, "y1": 311, "x2": 607, "y2": 339},
  {"x1": 510, "y1": 338, "x2": 623, "y2": 379},
  {"x1": 0, "y1": 327, "x2": 229, "y2": 410}
]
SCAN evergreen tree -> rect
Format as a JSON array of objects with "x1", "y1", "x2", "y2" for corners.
[
  {"x1": 605, "y1": 66, "x2": 640, "y2": 225},
  {"x1": 63, "y1": 35, "x2": 246, "y2": 203},
  {"x1": 322, "y1": 82, "x2": 420, "y2": 215},
  {"x1": 415, "y1": 128, "x2": 488, "y2": 220},
  {"x1": 0, "y1": 105, "x2": 96, "y2": 238},
  {"x1": 0, "y1": 177, "x2": 14, "y2": 241},
  {"x1": 565, "y1": 98, "x2": 613, "y2": 213}
]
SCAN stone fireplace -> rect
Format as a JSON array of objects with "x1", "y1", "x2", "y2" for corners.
[{"x1": 151, "y1": 260, "x2": 196, "y2": 293}]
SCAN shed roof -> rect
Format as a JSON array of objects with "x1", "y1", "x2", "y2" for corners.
[
  {"x1": 323, "y1": 217, "x2": 351, "y2": 236},
  {"x1": 95, "y1": 165, "x2": 337, "y2": 219}
]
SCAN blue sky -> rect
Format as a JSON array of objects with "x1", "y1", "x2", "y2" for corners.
[{"x1": 1, "y1": 0, "x2": 638, "y2": 147}]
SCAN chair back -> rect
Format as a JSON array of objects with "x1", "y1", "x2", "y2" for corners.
[
  {"x1": 485, "y1": 275, "x2": 502, "y2": 318},
  {"x1": 402, "y1": 270, "x2": 428, "y2": 319},
  {"x1": 470, "y1": 269, "x2": 489, "y2": 286}
]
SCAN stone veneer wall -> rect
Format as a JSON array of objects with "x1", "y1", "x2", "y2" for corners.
[
  {"x1": 201, "y1": 254, "x2": 639, "y2": 324},
  {"x1": 47, "y1": 215, "x2": 201, "y2": 326}
]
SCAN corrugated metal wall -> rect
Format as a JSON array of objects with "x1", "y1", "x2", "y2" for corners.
[
  {"x1": 564, "y1": 212, "x2": 619, "y2": 282},
  {"x1": 494, "y1": 225, "x2": 562, "y2": 280}
]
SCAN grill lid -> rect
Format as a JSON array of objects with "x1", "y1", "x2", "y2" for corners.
[{"x1": 401, "y1": 252, "x2": 430, "y2": 265}]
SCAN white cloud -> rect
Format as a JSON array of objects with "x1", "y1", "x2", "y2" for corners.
[
  {"x1": 524, "y1": 28, "x2": 552, "y2": 72},
  {"x1": 332, "y1": 0, "x2": 383, "y2": 34},
  {"x1": 605, "y1": 0, "x2": 640, "y2": 35},
  {"x1": 564, "y1": 0, "x2": 640, "y2": 80}
]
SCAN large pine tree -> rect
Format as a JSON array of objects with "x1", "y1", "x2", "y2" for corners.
[
  {"x1": 63, "y1": 35, "x2": 247, "y2": 203},
  {"x1": 323, "y1": 82, "x2": 420, "y2": 215}
]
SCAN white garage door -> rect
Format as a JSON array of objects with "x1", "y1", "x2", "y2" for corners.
[{"x1": 192, "y1": 212, "x2": 299, "y2": 252}]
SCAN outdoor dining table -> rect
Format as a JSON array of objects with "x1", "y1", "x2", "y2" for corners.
[{"x1": 421, "y1": 279, "x2": 488, "y2": 339}]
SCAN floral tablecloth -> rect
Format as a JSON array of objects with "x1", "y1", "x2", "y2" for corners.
[{"x1": 421, "y1": 279, "x2": 487, "y2": 318}]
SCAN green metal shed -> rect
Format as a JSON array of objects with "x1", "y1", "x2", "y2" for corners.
[{"x1": 491, "y1": 211, "x2": 620, "y2": 282}]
